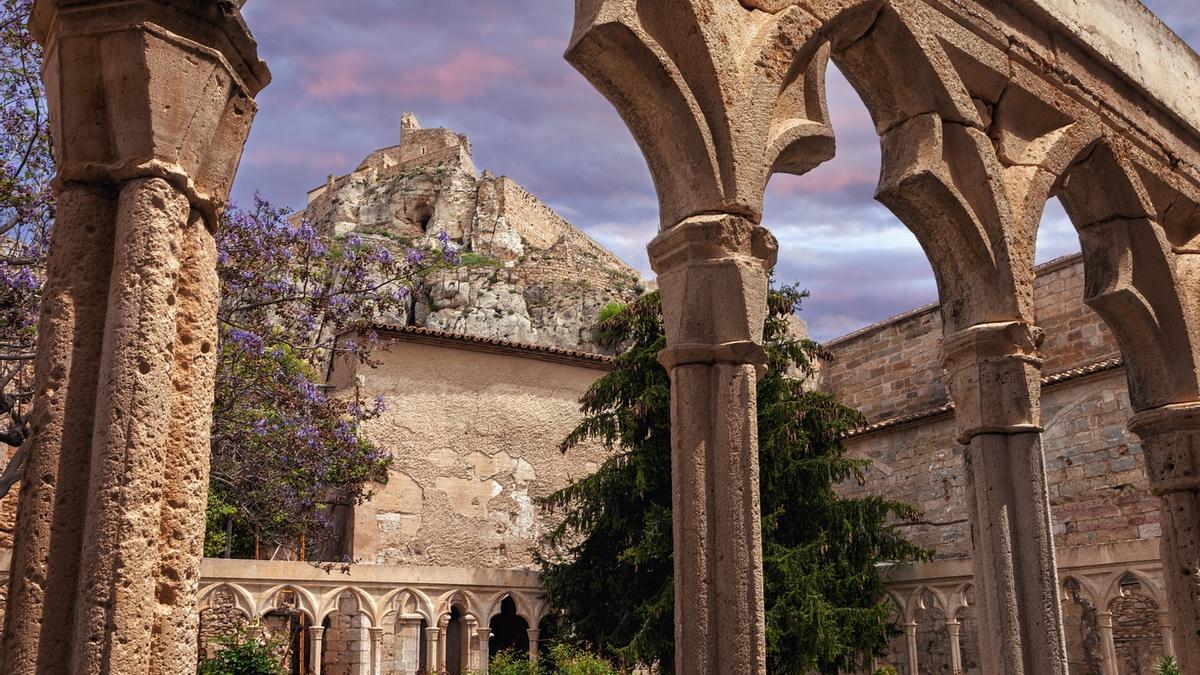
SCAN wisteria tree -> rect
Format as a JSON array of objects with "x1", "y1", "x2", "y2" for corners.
[
  {"x1": 0, "y1": 0, "x2": 51, "y2": 496},
  {"x1": 0, "y1": 0, "x2": 457, "y2": 560}
]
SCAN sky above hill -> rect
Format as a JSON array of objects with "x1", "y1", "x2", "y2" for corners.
[{"x1": 233, "y1": 1, "x2": 1200, "y2": 341}]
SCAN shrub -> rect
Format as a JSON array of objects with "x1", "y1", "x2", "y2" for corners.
[
  {"x1": 197, "y1": 627, "x2": 286, "y2": 675},
  {"x1": 1157, "y1": 655, "x2": 1181, "y2": 675}
]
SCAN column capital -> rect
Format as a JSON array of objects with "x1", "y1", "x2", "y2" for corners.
[
  {"x1": 30, "y1": 0, "x2": 271, "y2": 223},
  {"x1": 367, "y1": 626, "x2": 383, "y2": 638},
  {"x1": 942, "y1": 321, "x2": 1045, "y2": 444},
  {"x1": 307, "y1": 625, "x2": 326, "y2": 638},
  {"x1": 425, "y1": 626, "x2": 441, "y2": 638},
  {"x1": 1129, "y1": 402, "x2": 1200, "y2": 495}
]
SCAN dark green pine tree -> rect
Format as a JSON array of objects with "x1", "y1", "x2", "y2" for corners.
[{"x1": 537, "y1": 288, "x2": 928, "y2": 674}]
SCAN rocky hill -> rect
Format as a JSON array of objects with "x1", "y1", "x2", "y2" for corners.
[{"x1": 299, "y1": 114, "x2": 646, "y2": 353}]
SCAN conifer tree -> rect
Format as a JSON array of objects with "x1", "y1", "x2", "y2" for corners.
[{"x1": 538, "y1": 288, "x2": 927, "y2": 674}]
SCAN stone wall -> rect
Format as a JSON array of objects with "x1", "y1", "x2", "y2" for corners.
[
  {"x1": 329, "y1": 333, "x2": 611, "y2": 570},
  {"x1": 829, "y1": 256, "x2": 1155, "y2": 560}
]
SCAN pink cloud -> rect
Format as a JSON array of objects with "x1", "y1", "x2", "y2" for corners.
[
  {"x1": 768, "y1": 166, "x2": 879, "y2": 196},
  {"x1": 299, "y1": 49, "x2": 373, "y2": 100},
  {"x1": 243, "y1": 145, "x2": 352, "y2": 172},
  {"x1": 388, "y1": 49, "x2": 522, "y2": 103}
]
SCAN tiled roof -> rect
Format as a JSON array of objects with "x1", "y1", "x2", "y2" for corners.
[{"x1": 354, "y1": 323, "x2": 614, "y2": 370}]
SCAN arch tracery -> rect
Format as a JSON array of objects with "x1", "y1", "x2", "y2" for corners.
[{"x1": 568, "y1": 0, "x2": 1200, "y2": 672}]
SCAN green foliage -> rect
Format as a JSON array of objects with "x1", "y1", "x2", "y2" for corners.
[
  {"x1": 489, "y1": 649, "x2": 539, "y2": 675},
  {"x1": 1157, "y1": 655, "x2": 1181, "y2": 675},
  {"x1": 460, "y1": 252, "x2": 505, "y2": 268},
  {"x1": 196, "y1": 627, "x2": 286, "y2": 675},
  {"x1": 538, "y1": 288, "x2": 928, "y2": 674},
  {"x1": 488, "y1": 645, "x2": 618, "y2": 675},
  {"x1": 872, "y1": 667, "x2": 900, "y2": 675}
]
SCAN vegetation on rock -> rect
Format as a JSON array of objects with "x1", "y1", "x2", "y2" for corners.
[{"x1": 538, "y1": 289, "x2": 928, "y2": 674}]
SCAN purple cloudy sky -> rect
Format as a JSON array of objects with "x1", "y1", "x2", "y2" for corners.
[{"x1": 233, "y1": 1, "x2": 1199, "y2": 341}]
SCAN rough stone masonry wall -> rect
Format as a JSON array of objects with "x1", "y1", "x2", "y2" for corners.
[
  {"x1": 329, "y1": 339, "x2": 609, "y2": 569},
  {"x1": 831, "y1": 256, "x2": 1153, "y2": 558}
]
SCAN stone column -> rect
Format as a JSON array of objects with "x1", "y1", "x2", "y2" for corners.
[
  {"x1": 1096, "y1": 611, "x2": 1119, "y2": 675},
  {"x1": 1128, "y1": 403, "x2": 1200, "y2": 671},
  {"x1": 424, "y1": 626, "x2": 440, "y2": 672},
  {"x1": 526, "y1": 628, "x2": 540, "y2": 663},
  {"x1": 437, "y1": 617, "x2": 449, "y2": 672},
  {"x1": 946, "y1": 619, "x2": 963, "y2": 675},
  {"x1": 368, "y1": 627, "x2": 383, "y2": 675},
  {"x1": 463, "y1": 617, "x2": 477, "y2": 672},
  {"x1": 476, "y1": 626, "x2": 491, "y2": 675},
  {"x1": 647, "y1": 215, "x2": 776, "y2": 675},
  {"x1": 1158, "y1": 609, "x2": 1175, "y2": 658},
  {"x1": 0, "y1": 2, "x2": 268, "y2": 674},
  {"x1": 309, "y1": 626, "x2": 326, "y2": 675},
  {"x1": 903, "y1": 621, "x2": 919, "y2": 675},
  {"x1": 943, "y1": 322, "x2": 1068, "y2": 674}
]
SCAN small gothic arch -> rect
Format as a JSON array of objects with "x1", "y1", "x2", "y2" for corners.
[
  {"x1": 197, "y1": 583, "x2": 257, "y2": 619},
  {"x1": 256, "y1": 584, "x2": 318, "y2": 623},
  {"x1": 317, "y1": 585, "x2": 377, "y2": 626}
]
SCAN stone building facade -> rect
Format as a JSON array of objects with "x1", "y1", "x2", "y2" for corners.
[{"x1": 827, "y1": 255, "x2": 1169, "y2": 674}]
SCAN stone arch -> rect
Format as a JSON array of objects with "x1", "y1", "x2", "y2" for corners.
[
  {"x1": 1056, "y1": 138, "x2": 1200, "y2": 412},
  {"x1": 487, "y1": 594, "x2": 531, "y2": 660},
  {"x1": 318, "y1": 586, "x2": 378, "y2": 626},
  {"x1": 379, "y1": 587, "x2": 435, "y2": 626},
  {"x1": 257, "y1": 585, "x2": 318, "y2": 623},
  {"x1": 1061, "y1": 577, "x2": 1104, "y2": 675},
  {"x1": 197, "y1": 583, "x2": 257, "y2": 619},
  {"x1": 320, "y1": 590, "x2": 373, "y2": 675},
  {"x1": 1107, "y1": 572, "x2": 1167, "y2": 674},
  {"x1": 197, "y1": 585, "x2": 254, "y2": 663},
  {"x1": 953, "y1": 585, "x2": 982, "y2": 675},
  {"x1": 435, "y1": 589, "x2": 480, "y2": 623},
  {"x1": 911, "y1": 588, "x2": 951, "y2": 673}
]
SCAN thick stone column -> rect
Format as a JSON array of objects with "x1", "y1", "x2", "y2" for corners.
[
  {"x1": 565, "y1": 3, "x2": 836, "y2": 672},
  {"x1": 0, "y1": 2, "x2": 268, "y2": 674},
  {"x1": 648, "y1": 215, "x2": 776, "y2": 674},
  {"x1": 309, "y1": 626, "x2": 326, "y2": 675},
  {"x1": 1128, "y1": 404, "x2": 1200, "y2": 671},
  {"x1": 943, "y1": 322, "x2": 1067, "y2": 674}
]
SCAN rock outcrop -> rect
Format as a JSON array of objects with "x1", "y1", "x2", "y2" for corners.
[{"x1": 300, "y1": 114, "x2": 646, "y2": 353}]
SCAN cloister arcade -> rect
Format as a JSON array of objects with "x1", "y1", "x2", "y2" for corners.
[
  {"x1": 193, "y1": 560, "x2": 550, "y2": 675},
  {"x1": 2, "y1": 1, "x2": 1199, "y2": 674}
]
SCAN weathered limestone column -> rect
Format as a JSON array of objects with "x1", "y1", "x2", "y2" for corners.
[
  {"x1": 1096, "y1": 611, "x2": 1118, "y2": 675},
  {"x1": 368, "y1": 627, "x2": 383, "y2": 675},
  {"x1": 946, "y1": 619, "x2": 963, "y2": 675},
  {"x1": 476, "y1": 625, "x2": 491, "y2": 675},
  {"x1": 424, "y1": 626, "x2": 440, "y2": 671},
  {"x1": 903, "y1": 621, "x2": 919, "y2": 675},
  {"x1": 943, "y1": 323, "x2": 1067, "y2": 674},
  {"x1": 0, "y1": 2, "x2": 268, "y2": 674},
  {"x1": 648, "y1": 216, "x2": 776, "y2": 673},
  {"x1": 309, "y1": 626, "x2": 326, "y2": 675},
  {"x1": 1128, "y1": 404, "x2": 1200, "y2": 670},
  {"x1": 566, "y1": 3, "x2": 837, "y2": 671},
  {"x1": 526, "y1": 628, "x2": 540, "y2": 663}
]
